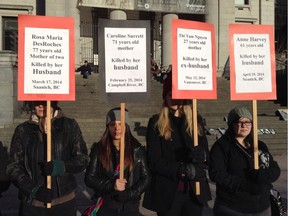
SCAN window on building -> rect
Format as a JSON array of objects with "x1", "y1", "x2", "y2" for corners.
[
  {"x1": 3, "y1": 17, "x2": 18, "y2": 52},
  {"x1": 235, "y1": 0, "x2": 249, "y2": 5}
]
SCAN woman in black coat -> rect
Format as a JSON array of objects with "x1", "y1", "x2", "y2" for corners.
[
  {"x1": 85, "y1": 107, "x2": 150, "y2": 216},
  {"x1": 209, "y1": 107, "x2": 280, "y2": 215},
  {"x1": 142, "y1": 72, "x2": 211, "y2": 216}
]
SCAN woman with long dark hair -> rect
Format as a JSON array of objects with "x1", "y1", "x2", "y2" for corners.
[{"x1": 85, "y1": 107, "x2": 150, "y2": 216}]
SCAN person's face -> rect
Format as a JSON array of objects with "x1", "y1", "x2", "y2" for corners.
[
  {"x1": 165, "y1": 91, "x2": 184, "y2": 110},
  {"x1": 233, "y1": 117, "x2": 252, "y2": 138},
  {"x1": 34, "y1": 102, "x2": 54, "y2": 118},
  {"x1": 108, "y1": 120, "x2": 122, "y2": 140},
  {"x1": 34, "y1": 104, "x2": 46, "y2": 118}
]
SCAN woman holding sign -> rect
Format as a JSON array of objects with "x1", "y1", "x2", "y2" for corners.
[
  {"x1": 209, "y1": 107, "x2": 281, "y2": 215},
  {"x1": 142, "y1": 72, "x2": 211, "y2": 216},
  {"x1": 7, "y1": 101, "x2": 89, "y2": 216},
  {"x1": 84, "y1": 107, "x2": 150, "y2": 216}
]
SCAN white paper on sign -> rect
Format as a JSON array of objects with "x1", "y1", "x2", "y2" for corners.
[
  {"x1": 177, "y1": 28, "x2": 213, "y2": 91},
  {"x1": 24, "y1": 27, "x2": 70, "y2": 94},
  {"x1": 104, "y1": 27, "x2": 147, "y2": 93},
  {"x1": 233, "y1": 34, "x2": 272, "y2": 93}
]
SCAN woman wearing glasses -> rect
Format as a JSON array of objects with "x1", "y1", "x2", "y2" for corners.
[{"x1": 209, "y1": 107, "x2": 280, "y2": 216}]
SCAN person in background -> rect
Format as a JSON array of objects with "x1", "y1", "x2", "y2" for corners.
[
  {"x1": 76, "y1": 60, "x2": 92, "y2": 79},
  {"x1": 85, "y1": 107, "x2": 150, "y2": 216},
  {"x1": 7, "y1": 101, "x2": 89, "y2": 216},
  {"x1": 142, "y1": 71, "x2": 211, "y2": 216},
  {"x1": 209, "y1": 107, "x2": 281, "y2": 216}
]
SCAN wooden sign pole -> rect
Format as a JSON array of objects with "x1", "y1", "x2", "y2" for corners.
[
  {"x1": 119, "y1": 103, "x2": 126, "y2": 180},
  {"x1": 192, "y1": 99, "x2": 200, "y2": 195},
  {"x1": 46, "y1": 101, "x2": 52, "y2": 208},
  {"x1": 252, "y1": 100, "x2": 259, "y2": 169}
]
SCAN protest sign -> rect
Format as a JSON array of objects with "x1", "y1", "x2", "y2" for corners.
[
  {"x1": 17, "y1": 15, "x2": 75, "y2": 208},
  {"x1": 98, "y1": 19, "x2": 150, "y2": 102},
  {"x1": 172, "y1": 19, "x2": 216, "y2": 195},
  {"x1": 18, "y1": 15, "x2": 75, "y2": 101},
  {"x1": 229, "y1": 24, "x2": 276, "y2": 169},
  {"x1": 229, "y1": 24, "x2": 276, "y2": 100},
  {"x1": 98, "y1": 19, "x2": 150, "y2": 178},
  {"x1": 172, "y1": 19, "x2": 217, "y2": 99}
]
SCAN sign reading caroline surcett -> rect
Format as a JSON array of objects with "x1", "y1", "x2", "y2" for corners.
[
  {"x1": 105, "y1": 27, "x2": 147, "y2": 93},
  {"x1": 98, "y1": 19, "x2": 150, "y2": 103}
]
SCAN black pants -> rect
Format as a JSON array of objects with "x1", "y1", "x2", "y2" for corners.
[
  {"x1": 19, "y1": 198, "x2": 76, "y2": 216},
  {"x1": 97, "y1": 204, "x2": 142, "y2": 216},
  {"x1": 157, "y1": 191, "x2": 204, "y2": 216}
]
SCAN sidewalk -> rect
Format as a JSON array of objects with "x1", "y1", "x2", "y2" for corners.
[{"x1": 0, "y1": 154, "x2": 286, "y2": 216}]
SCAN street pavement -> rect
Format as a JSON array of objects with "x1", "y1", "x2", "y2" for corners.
[{"x1": 0, "y1": 154, "x2": 286, "y2": 216}]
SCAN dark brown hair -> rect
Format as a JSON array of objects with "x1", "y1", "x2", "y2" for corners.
[{"x1": 97, "y1": 124, "x2": 137, "y2": 172}]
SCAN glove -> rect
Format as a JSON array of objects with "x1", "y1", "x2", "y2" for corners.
[
  {"x1": 248, "y1": 169, "x2": 271, "y2": 184},
  {"x1": 188, "y1": 146, "x2": 205, "y2": 164},
  {"x1": 178, "y1": 163, "x2": 206, "y2": 181},
  {"x1": 39, "y1": 159, "x2": 65, "y2": 176},
  {"x1": 33, "y1": 185, "x2": 53, "y2": 203},
  {"x1": 114, "y1": 190, "x2": 130, "y2": 203},
  {"x1": 244, "y1": 180, "x2": 263, "y2": 195}
]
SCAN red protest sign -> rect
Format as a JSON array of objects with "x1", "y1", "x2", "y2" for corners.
[
  {"x1": 229, "y1": 24, "x2": 276, "y2": 100},
  {"x1": 18, "y1": 15, "x2": 75, "y2": 101},
  {"x1": 171, "y1": 19, "x2": 217, "y2": 99}
]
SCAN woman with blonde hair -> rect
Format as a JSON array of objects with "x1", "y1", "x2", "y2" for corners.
[{"x1": 142, "y1": 72, "x2": 211, "y2": 216}]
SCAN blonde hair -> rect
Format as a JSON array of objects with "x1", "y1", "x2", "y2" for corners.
[{"x1": 156, "y1": 103, "x2": 203, "y2": 140}]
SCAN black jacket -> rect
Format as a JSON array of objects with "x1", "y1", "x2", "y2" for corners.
[
  {"x1": 209, "y1": 135, "x2": 281, "y2": 213},
  {"x1": 85, "y1": 141, "x2": 150, "y2": 208},
  {"x1": 7, "y1": 116, "x2": 89, "y2": 203},
  {"x1": 143, "y1": 113, "x2": 211, "y2": 213}
]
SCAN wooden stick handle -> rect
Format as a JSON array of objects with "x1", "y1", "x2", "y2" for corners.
[
  {"x1": 120, "y1": 103, "x2": 126, "y2": 180},
  {"x1": 193, "y1": 99, "x2": 200, "y2": 195},
  {"x1": 46, "y1": 101, "x2": 52, "y2": 208},
  {"x1": 252, "y1": 100, "x2": 259, "y2": 169}
]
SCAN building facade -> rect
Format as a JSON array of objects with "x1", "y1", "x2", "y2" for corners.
[{"x1": 0, "y1": 0, "x2": 281, "y2": 126}]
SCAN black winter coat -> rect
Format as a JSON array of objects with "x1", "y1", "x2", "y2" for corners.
[
  {"x1": 209, "y1": 135, "x2": 281, "y2": 214},
  {"x1": 85, "y1": 141, "x2": 150, "y2": 209},
  {"x1": 142, "y1": 114, "x2": 212, "y2": 213},
  {"x1": 7, "y1": 117, "x2": 89, "y2": 203}
]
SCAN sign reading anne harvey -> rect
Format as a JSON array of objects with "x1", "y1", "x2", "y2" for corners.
[{"x1": 79, "y1": 0, "x2": 206, "y2": 14}]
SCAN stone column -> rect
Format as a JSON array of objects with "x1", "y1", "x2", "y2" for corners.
[
  {"x1": 162, "y1": 14, "x2": 178, "y2": 70},
  {"x1": 0, "y1": 52, "x2": 18, "y2": 127},
  {"x1": 110, "y1": 10, "x2": 127, "y2": 20}
]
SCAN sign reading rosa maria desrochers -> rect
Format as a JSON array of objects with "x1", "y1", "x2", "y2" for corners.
[{"x1": 18, "y1": 15, "x2": 75, "y2": 101}]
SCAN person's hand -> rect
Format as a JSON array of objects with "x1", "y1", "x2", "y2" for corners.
[
  {"x1": 188, "y1": 146, "x2": 205, "y2": 164},
  {"x1": 248, "y1": 168, "x2": 270, "y2": 184},
  {"x1": 178, "y1": 163, "x2": 206, "y2": 181},
  {"x1": 38, "y1": 159, "x2": 65, "y2": 176},
  {"x1": 114, "y1": 179, "x2": 127, "y2": 191},
  {"x1": 34, "y1": 185, "x2": 53, "y2": 203},
  {"x1": 244, "y1": 180, "x2": 263, "y2": 195}
]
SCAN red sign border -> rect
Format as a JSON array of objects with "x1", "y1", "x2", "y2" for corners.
[
  {"x1": 18, "y1": 15, "x2": 75, "y2": 101},
  {"x1": 172, "y1": 19, "x2": 217, "y2": 100},
  {"x1": 229, "y1": 24, "x2": 276, "y2": 100}
]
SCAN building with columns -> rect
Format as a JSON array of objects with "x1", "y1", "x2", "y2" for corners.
[{"x1": 0, "y1": 0, "x2": 282, "y2": 126}]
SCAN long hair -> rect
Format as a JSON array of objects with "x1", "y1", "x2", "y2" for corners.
[
  {"x1": 97, "y1": 124, "x2": 136, "y2": 172},
  {"x1": 156, "y1": 103, "x2": 204, "y2": 140}
]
